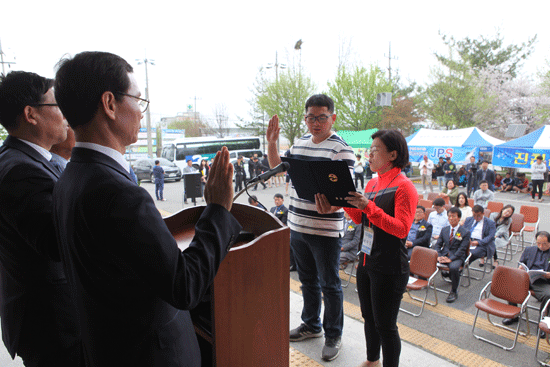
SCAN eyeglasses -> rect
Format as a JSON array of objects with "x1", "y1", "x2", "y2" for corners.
[
  {"x1": 30, "y1": 103, "x2": 59, "y2": 108},
  {"x1": 305, "y1": 114, "x2": 332, "y2": 124},
  {"x1": 116, "y1": 92, "x2": 150, "y2": 113}
]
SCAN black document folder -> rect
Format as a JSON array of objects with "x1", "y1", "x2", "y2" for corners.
[{"x1": 281, "y1": 157, "x2": 358, "y2": 208}]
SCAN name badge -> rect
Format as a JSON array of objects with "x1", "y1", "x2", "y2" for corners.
[{"x1": 361, "y1": 227, "x2": 374, "y2": 256}]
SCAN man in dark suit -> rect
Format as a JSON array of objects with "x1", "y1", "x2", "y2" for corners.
[
  {"x1": 339, "y1": 212, "x2": 362, "y2": 269},
  {"x1": 464, "y1": 205, "x2": 497, "y2": 266},
  {"x1": 53, "y1": 51, "x2": 242, "y2": 367},
  {"x1": 433, "y1": 207, "x2": 471, "y2": 303},
  {"x1": 476, "y1": 160, "x2": 496, "y2": 191},
  {"x1": 502, "y1": 231, "x2": 550, "y2": 333},
  {"x1": 0, "y1": 71, "x2": 81, "y2": 366},
  {"x1": 270, "y1": 193, "x2": 294, "y2": 270},
  {"x1": 405, "y1": 206, "x2": 433, "y2": 260}
]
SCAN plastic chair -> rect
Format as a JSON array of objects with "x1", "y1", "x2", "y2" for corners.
[
  {"x1": 483, "y1": 209, "x2": 491, "y2": 218},
  {"x1": 434, "y1": 247, "x2": 472, "y2": 293},
  {"x1": 444, "y1": 204, "x2": 452, "y2": 211},
  {"x1": 498, "y1": 213, "x2": 525, "y2": 263},
  {"x1": 400, "y1": 247, "x2": 439, "y2": 317},
  {"x1": 417, "y1": 194, "x2": 424, "y2": 201},
  {"x1": 342, "y1": 252, "x2": 360, "y2": 289},
  {"x1": 419, "y1": 199, "x2": 433, "y2": 209},
  {"x1": 468, "y1": 198, "x2": 474, "y2": 207},
  {"x1": 427, "y1": 192, "x2": 439, "y2": 202},
  {"x1": 472, "y1": 266, "x2": 531, "y2": 350},
  {"x1": 535, "y1": 299, "x2": 550, "y2": 366},
  {"x1": 487, "y1": 201, "x2": 504, "y2": 214},
  {"x1": 519, "y1": 205, "x2": 540, "y2": 250},
  {"x1": 424, "y1": 207, "x2": 436, "y2": 221}
]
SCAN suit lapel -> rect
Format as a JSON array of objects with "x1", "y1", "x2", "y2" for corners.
[{"x1": 3, "y1": 136, "x2": 61, "y2": 178}]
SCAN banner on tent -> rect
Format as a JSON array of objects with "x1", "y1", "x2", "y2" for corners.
[
  {"x1": 408, "y1": 146, "x2": 478, "y2": 163},
  {"x1": 493, "y1": 147, "x2": 550, "y2": 168}
]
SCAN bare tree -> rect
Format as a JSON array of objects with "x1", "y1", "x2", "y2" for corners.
[{"x1": 211, "y1": 103, "x2": 229, "y2": 138}]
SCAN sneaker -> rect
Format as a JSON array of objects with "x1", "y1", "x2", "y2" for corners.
[
  {"x1": 289, "y1": 323, "x2": 323, "y2": 341},
  {"x1": 322, "y1": 336, "x2": 342, "y2": 361}
]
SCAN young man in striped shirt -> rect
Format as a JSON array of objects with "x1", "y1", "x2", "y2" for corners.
[{"x1": 266, "y1": 94, "x2": 355, "y2": 361}]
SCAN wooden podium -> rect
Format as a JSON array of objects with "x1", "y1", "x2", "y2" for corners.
[{"x1": 164, "y1": 203, "x2": 290, "y2": 367}]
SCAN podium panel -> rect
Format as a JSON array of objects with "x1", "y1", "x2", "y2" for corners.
[{"x1": 164, "y1": 203, "x2": 290, "y2": 367}]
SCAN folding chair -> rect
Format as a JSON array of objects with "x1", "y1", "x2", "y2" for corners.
[
  {"x1": 342, "y1": 251, "x2": 360, "y2": 289},
  {"x1": 535, "y1": 299, "x2": 550, "y2": 366},
  {"x1": 468, "y1": 242, "x2": 493, "y2": 281},
  {"x1": 399, "y1": 247, "x2": 439, "y2": 317},
  {"x1": 434, "y1": 247, "x2": 472, "y2": 293},
  {"x1": 427, "y1": 192, "x2": 439, "y2": 202},
  {"x1": 498, "y1": 213, "x2": 524, "y2": 264},
  {"x1": 472, "y1": 266, "x2": 531, "y2": 350},
  {"x1": 487, "y1": 201, "x2": 504, "y2": 214},
  {"x1": 519, "y1": 205, "x2": 540, "y2": 250},
  {"x1": 484, "y1": 209, "x2": 491, "y2": 218},
  {"x1": 417, "y1": 194, "x2": 424, "y2": 201},
  {"x1": 424, "y1": 207, "x2": 436, "y2": 221},
  {"x1": 419, "y1": 199, "x2": 433, "y2": 209}
]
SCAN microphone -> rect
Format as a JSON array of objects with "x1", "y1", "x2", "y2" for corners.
[{"x1": 248, "y1": 162, "x2": 290, "y2": 184}]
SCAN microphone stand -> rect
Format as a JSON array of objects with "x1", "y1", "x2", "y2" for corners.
[{"x1": 233, "y1": 179, "x2": 266, "y2": 202}]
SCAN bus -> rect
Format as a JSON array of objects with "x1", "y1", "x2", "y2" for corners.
[{"x1": 161, "y1": 136, "x2": 262, "y2": 170}]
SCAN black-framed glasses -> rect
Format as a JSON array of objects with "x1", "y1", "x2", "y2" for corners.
[
  {"x1": 116, "y1": 92, "x2": 150, "y2": 113},
  {"x1": 305, "y1": 114, "x2": 332, "y2": 124},
  {"x1": 30, "y1": 103, "x2": 59, "y2": 107}
]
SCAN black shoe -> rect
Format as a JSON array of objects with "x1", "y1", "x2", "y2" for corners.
[
  {"x1": 502, "y1": 317, "x2": 519, "y2": 326},
  {"x1": 540, "y1": 330, "x2": 546, "y2": 339},
  {"x1": 321, "y1": 336, "x2": 342, "y2": 361},
  {"x1": 289, "y1": 323, "x2": 323, "y2": 341},
  {"x1": 441, "y1": 271, "x2": 450, "y2": 278},
  {"x1": 446, "y1": 292, "x2": 458, "y2": 303},
  {"x1": 478, "y1": 262, "x2": 485, "y2": 267}
]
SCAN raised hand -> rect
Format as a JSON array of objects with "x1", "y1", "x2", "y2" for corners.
[
  {"x1": 266, "y1": 115, "x2": 280, "y2": 144},
  {"x1": 204, "y1": 147, "x2": 234, "y2": 212}
]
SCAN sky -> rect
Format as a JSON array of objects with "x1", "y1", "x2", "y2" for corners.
[{"x1": 1, "y1": 0, "x2": 548, "y2": 129}]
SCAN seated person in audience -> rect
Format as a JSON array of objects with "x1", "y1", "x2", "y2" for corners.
[
  {"x1": 487, "y1": 204, "x2": 515, "y2": 268},
  {"x1": 472, "y1": 180, "x2": 494, "y2": 208},
  {"x1": 427, "y1": 198, "x2": 449, "y2": 243},
  {"x1": 339, "y1": 212, "x2": 362, "y2": 270},
  {"x1": 465, "y1": 205, "x2": 497, "y2": 267},
  {"x1": 494, "y1": 173, "x2": 502, "y2": 190},
  {"x1": 269, "y1": 193, "x2": 288, "y2": 225},
  {"x1": 512, "y1": 173, "x2": 530, "y2": 193},
  {"x1": 248, "y1": 195, "x2": 266, "y2": 210},
  {"x1": 502, "y1": 231, "x2": 550, "y2": 336},
  {"x1": 500, "y1": 172, "x2": 514, "y2": 192},
  {"x1": 405, "y1": 206, "x2": 433, "y2": 260},
  {"x1": 439, "y1": 179, "x2": 459, "y2": 204},
  {"x1": 455, "y1": 192, "x2": 473, "y2": 225},
  {"x1": 433, "y1": 208, "x2": 471, "y2": 303}
]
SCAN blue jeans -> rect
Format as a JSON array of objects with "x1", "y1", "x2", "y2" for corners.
[
  {"x1": 436, "y1": 176, "x2": 446, "y2": 190},
  {"x1": 290, "y1": 230, "x2": 343, "y2": 338},
  {"x1": 155, "y1": 180, "x2": 164, "y2": 200}
]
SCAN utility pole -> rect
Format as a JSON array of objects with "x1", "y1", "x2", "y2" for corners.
[
  {"x1": 136, "y1": 58, "x2": 155, "y2": 157},
  {"x1": 266, "y1": 52, "x2": 286, "y2": 153},
  {"x1": 0, "y1": 38, "x2": 16, "y2": 76},
  {"x1": 384, "y1": 42, "x2": 398, "y2": 83}
]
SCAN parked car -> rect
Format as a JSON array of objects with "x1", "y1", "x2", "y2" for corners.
[{"x1": 132, "y1": 158, "x2": 182, "y2": 182}]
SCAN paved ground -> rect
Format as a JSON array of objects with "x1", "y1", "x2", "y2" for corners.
[{"x1": 1, "y1": 176, "x2": 548, "y2": 366}]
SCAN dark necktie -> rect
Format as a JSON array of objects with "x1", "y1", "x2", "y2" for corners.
[{"x1": 449, "y1": 228, "x2": 454, "y2": 246}]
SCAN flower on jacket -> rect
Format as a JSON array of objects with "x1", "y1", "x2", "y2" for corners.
[
  {"x1": 419, "y1": 225, "x2": 426, "y2": 231},
  {"x1": 455, "y1": 232, "x2": 462, "y2": 240}
]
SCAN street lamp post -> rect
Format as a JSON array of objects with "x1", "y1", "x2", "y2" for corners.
[{"x1": 136, "y1": 58, "x2": 155, "y2": 157}]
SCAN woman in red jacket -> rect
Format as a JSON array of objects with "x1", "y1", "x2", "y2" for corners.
[{"x1": 316, "y1": 129, "x2": 417, "y2": 367}]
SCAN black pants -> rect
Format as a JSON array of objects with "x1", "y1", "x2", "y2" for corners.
[
  {"x1": 355, "y1": 173, "x2": 365, "y2": 190},
  {"x1": 235, "y1": 174, "x2": 245, "y2": 191},
  {"x1": 356, "y1": 263, "x2": 408, "y2": 366},
  {"x1": 532, "y1": 179, "x2": 544, "y2": 199}
]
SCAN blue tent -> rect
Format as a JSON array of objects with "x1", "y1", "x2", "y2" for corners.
[
  {"x1": 493, "y1": 125, "x2": 550, "y2": 168},
  {"x1": 406, "y1": 127, "x2": 503, "y2": 163}
]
